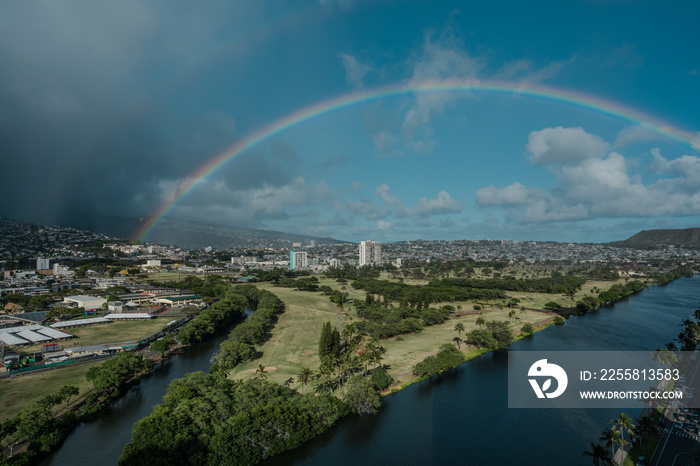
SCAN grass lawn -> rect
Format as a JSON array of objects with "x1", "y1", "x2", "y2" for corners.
[
  {"x1": 226, "y1": 282, "x2": 554, "y2": 392},
  {"x1": 17, "y1": 319, "x2": 169, "y2": 355},
  {"x1": 227, "y1": 284, "x2": 340, "y2": 389},
  {"x1": 381, "y1": 307, "x2": 552, "y2": 381},
  {"x1": 0, "y1": 360, "x2": 101, "y2": 422}
]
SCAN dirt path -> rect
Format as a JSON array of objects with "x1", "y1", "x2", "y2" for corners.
[{"x1": 331, "y1": 302, "x2": 344, "y2": 333}]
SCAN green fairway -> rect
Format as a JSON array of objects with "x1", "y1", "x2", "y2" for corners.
[
  {"x1": 227, "y1": 281, "x2": 554, "y2": 391},
  {"x1": 0, "y1": 360, "x2": 101, "y2": 421},
  {"x1": 380, "y1": 307, "x2": 552, "y2": 381},
  {"x1": 227, "y1": 284, "x2": 340, "y2": 388}
]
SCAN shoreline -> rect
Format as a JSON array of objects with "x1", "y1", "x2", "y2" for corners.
[{"x1": 380, "y1": 316, "x2": 556, "y2": 397}]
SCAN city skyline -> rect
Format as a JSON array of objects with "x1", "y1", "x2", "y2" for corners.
[{"x1": 1, "y1": 1, "x2": 699, "y2": 245}]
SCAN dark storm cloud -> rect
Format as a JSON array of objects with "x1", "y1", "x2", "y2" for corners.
[{"x1": 0, "y1": 1, "x2": 284, "y2": 226}]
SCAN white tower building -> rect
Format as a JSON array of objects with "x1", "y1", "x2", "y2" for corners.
[{"x1": 359, "y1": 240, "x2": 381, "y2": 267}]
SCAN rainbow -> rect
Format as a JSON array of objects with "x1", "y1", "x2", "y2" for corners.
[{"x1": 134, "y1": 79, "x2": 700, "y2": 241}]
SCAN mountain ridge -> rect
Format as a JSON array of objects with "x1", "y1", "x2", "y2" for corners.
[
  {"x1": 609, "y1": 228, "x2": 700, "y2": 249},
  {"x1": 55, "y1": 213, "x2": 351, "y2": 249}
]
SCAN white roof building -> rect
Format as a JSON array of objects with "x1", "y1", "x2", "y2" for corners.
[{"x1": 63, "y1": 295, "x2": 107, "y2": 310}]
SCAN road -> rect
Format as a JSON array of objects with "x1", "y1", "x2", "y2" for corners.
[{"x1": 652, "y1": 351, "x2": 700, "y2": 466}]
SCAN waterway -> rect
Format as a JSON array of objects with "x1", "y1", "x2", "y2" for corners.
[
  {"x1": 43, "y1": 277, "x2": 699, "y2": 465},
  {"x1": 42, "y1": 327, "x2": 233, "y2": 465},
  {"x1": 266, "y1": 276, "x2": 700, "y2": 466}
]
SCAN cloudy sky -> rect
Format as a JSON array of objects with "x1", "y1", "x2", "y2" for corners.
[{"x1": 2, "y1": 0, "x2": 699, "y2": 243}]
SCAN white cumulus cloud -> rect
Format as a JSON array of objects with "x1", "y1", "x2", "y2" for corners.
[
  {"x1": 526, "y1": 126, "x2": 609, "y2": 166},
  {"x1": 477, "y1": 127, "x2": 700, "y2": 223}
]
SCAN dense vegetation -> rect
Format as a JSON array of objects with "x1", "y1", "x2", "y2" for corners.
[
  {"x1": 574, "y1": 280, "x2": 647, "y2": 312},
  {"x1": 412, "y1": 344, "x2": 466, "y2": 378},
  {"x1": 120, "y1": 286, "x2": 385, "y2": 465},
  {"x1": 351, "y1": 278, "x2": 508, "y2": 306},
  {"x1": 428, "y1": 275, "x2": 586, "y2": 294},
  {"x1": 209, "y1": 285, "x2": 285, "y2": 375},
  {"x1": 161, "y1": 275, "x2": 231, "y2": 299},
  {"x1": 573, "y1": 268, "x2": 694, "y2": 314},
  {"x1": 652, "y1": 265, "x2": 694, "y2": 285},
  {"x1": 0, "y1": 352, "x2": 152, "y2": 465},
  {"x1": 176, "y1": 291, "x2": 248, "y2": 345},
  {"x1": 352, "y1": 303, "x2": 452, "y2": 339},
  {"x1": 119, "y1": 374, "x2": 348, "y2": 466}
]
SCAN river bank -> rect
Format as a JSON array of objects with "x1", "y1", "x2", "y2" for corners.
[
  {"x1": 264, "y1": 275, "x2": 700, "y2": 466},
  {"x1": 8, "y1": 275, "x2": 693, "y2": 465}
]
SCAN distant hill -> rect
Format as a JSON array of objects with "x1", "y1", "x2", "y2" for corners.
[
  {"x1": 59, "y1": 213, "x2": 350, "y2": 249},
  {"x1": 610, "y1": 228, "x2": 700, "y2": 249}
]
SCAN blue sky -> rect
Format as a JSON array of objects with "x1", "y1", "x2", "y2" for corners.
[{"x1": 1, "y1": 0, "x2": 699, "y2": 243}]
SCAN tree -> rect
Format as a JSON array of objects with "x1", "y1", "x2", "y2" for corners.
[
  {"x1": 211, "y1": 340, "x2": 256, "y2": 374},
  {"x1": 343, "y1": 375, "x2": 380, "y2": 415},
  {"x1": 599, "y1": 427, "x2": 621, "y2": 461},
  {"x1": 485, "y1": 320, "x2": 514, "y2": 348},
  {"x1": 650, "y1": 348, "x2": 678, "y2": 367},
  {"x1": 330, "y1": 327, "x2": 340, "y2": 360},
  {"x1": 57, "y1": 385, "x2": 80, "y2": 407},
  {"x1": 297, "y1": 367, "x2": 313, "y2": 395},
  {"x1": 582, "y1": 442, "x2": 613, "y2": 466},
  {"x1": 475, "y1": 316, "x2": 485, "y2": 328},
  {"x1": 318, "y1": 322, "x2": 339, "y2": 361},
  {"x1": 151, "y1": 335, "x2": 177, "y2": 359},
  {"x1": 454, "y1": 322, "x2": 465, "y2": 339},
  {"x1": 521, "y1": 323, "x2": 534, "y2": 334},
  {"x1": 610, "y1": 413, "x2": 634, "y2": 450},
  {"x1": 452, "y1": 336, "x2": 462, "y2": 350},
  {"x1": 634, "y1": 415, "x2": 658, "y2": 450},
  {"x1": 255, "y1": 364, "x2": 268, "y2": 380},
  {"x1": 464, "y1": 329, "x2": 497, "y2": 349}
]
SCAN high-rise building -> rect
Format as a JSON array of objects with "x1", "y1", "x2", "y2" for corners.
[
  {"x1": 36, "y1": 257, "x2": 50, "y2": 270},
  {"x1": 329, "y1": 258, "x2": 341, "y2": 268},
  {"x1": 289, "y1": 250, "x2": 308, "y2": 270},
  {"x1": 359, "y1": 240, "x2": 381, "y2": 267}
]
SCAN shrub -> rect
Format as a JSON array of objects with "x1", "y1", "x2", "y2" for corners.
[{"x1": 370, "y1": 367, "x2": 394, "y2": 391}]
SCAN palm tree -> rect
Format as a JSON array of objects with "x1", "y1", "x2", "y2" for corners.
[
  {"x1": 297, "y1": 366, "x2": 312, "y2": 394},
  {"x1": 453, "y1": 336, "x2": 462, "y2": 350},
  {"x1": 507, "y1": 310, "x2": 517, "y2": 322},
  {"x1": 610, "y1": 413, "x2": 635, "y2": 446},
  {"x1": 582, "y1": 442, "x2": 613, "y2": 466},
  {"x1": 599, "y1": 427, "x2": 621, "y2": 460},
  {"x1": 634, "y1": 415, "x2": 658, "y2": 450},
  {"x1": 650, "y1": 348, "x2": 678, "y2": 367},
  {"x1": 454, "y1": 322, "x2": 465, "y2": 339},
  {"x1": 255, "y1": 364, "x2": 267, "y2": 380},
  {"x1": 476, "y1": 316, "x2": 485, "y2": 328}
]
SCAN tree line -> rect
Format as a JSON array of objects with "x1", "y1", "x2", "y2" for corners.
[
  {"x1": 119, "y1": 374, "x2": 348, "y2": 466},
  {"x1": 209, "y1": 285, "x2": 285, "y2": 375},
  {"x1": 0, "y1": 352, "x2": 153, "y2": 465},
  {"x1": 119, "y1": 288, "x2": 385, "y2": 466}
]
